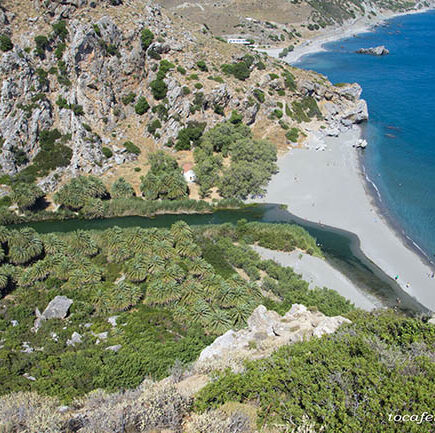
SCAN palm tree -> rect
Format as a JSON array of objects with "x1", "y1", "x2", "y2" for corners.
[
  {"x1": 111, "y1": 177, "x2": 135, "y2": 199},
  {"x1": 109, "y1": 281, "x2": 143, "y2": 311},
  {"x1": 152, "y1": 240, "x2": 174, "y2": 260},
  {"x1": 180, "y1": 279, "x2": 204, "y2": 305},
  {"x1": 145, "y1": 278, "x2": 173, "y2": 305},
  {"x1": 11, "y1": 183, "x2": 44, "y2": 211},
  {"x1": 229, "y1": 302, "x2": 252, "y2": 326},
  {"x1": 68, "y1": 230, "x2": 99, "y2": 257},
  {"x1": 0, "y1": 226, "x2": 10, "y2": 243},
  {"x1": 170, "y1": 221, "x2": 193, "y2": 244},
  {"x1": 0, "y1": 267, "x2": 8, "y2": 291},
  {"x1": 205, "y1": 308, "x2": 231, "y2": 334},
  {"x1": 8, "y1": 228, "x2": 43, "y2": 265},
  {"x1": 188, "y1": 257, "x2": 212, "y2": 278},
  {"x1": 42, "y1": 233, "x2": 67, "y2": 256},
  {"x1": 125, "y1": 255, "x2": 148, "y2": 282},
  {"x1": 81, "y1": 198, "x2": 105, "y2": 219},
  {"x1": 146, "y1": 255, "x2": 165, "y2": 275},
  {"x1": 18, "y1": 260, "x2": 50, "y2": 286},
  {"x1": 191, "y1": 300, "x2": 212, "y2": 325}
]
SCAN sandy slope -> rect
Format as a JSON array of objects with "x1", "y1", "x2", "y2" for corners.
[
  {"x1": 252, "y1": 245, "x2": 378, "y2": 311},
  {"x1": 255, "y1": 128, "x2": 435, "y2": 311}
]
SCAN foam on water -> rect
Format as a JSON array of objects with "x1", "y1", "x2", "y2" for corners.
[{"x1": 297, "y1": 10, "x2": 435, "y2": 261}]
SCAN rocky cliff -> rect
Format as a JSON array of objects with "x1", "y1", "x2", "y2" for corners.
[{"x1": 0, "y1": 0, "x2": 366, "y2": 192}]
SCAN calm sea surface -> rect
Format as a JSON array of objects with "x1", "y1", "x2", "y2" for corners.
[{"x1": 297, "y1": 11, "x2": 435, "y2": 261}]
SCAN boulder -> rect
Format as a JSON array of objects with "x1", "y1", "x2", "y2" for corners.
[
  {"x1": 357, "y1": 45, "x2": 389, "y2": 56},
  {"x1": 42, "y1": 296, "x2": 73, "y2": 320}
]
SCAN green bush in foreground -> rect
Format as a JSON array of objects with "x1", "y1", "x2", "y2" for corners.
[{"x1": 195, "y1": 310, "x2": 435, "y2": 433}]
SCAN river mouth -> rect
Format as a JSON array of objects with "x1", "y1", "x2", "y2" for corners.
[{"x1": 8, "y1": 203, "x2": 430, "y2": 316}]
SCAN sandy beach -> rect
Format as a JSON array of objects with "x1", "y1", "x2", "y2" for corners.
[
  {"x1": 253, "y1": 245, "x2": 378, "y2": 311},
  {"x1": 255, "y1": 127, "x2": 435, "y2": 311}
]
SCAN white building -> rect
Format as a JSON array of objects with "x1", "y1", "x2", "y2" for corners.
[
  {"x1": 182, "y1": 163, "x2": 196, "y2": 183},
  {"x1": 227, "y1": 38, "x2": 251, "y2": 45}
]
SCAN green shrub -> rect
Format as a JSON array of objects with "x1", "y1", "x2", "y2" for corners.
[
  {"x1": 134, "y1": 96, "x2": 150, "y2": 115},
  {"x1": 231, "y1": 62, "x2": 250, "y2": 80},
  {"x1": 56, "y1": 96, "x2": 69, "y2": 109},
  {"x1": 195, "y1": 311, "x2": 435, "y2": 433},
  {"x1": 150, "y1": 78, "x2": 168, "y2": 100},
  {"x1": 0, "y1": 34, "x2": 13, "y2": 52},
  {"x1": 286, "y1": 127, "x2": 299, "y2": 142},
  {"x1": 177, "y1": 65, "x2": 186, "y2": 75},
  {"x1": 122, "y1": 92, "x2": 136, "y2": 105},
  {"x1": 54, "y1": 42, "x2": 66, "y2": 60},
  {"x1": 140, "y1": 28, "x2": 154, "y2": 50},
  {"x1": 71, "y1": 104, "x2": 84, "y2": 116},
  {"x1": 253, "y1": 89, "x2": 265, "y2": 103},
  {"x1": 102, "y1": 147, "x2": 113, "y2": 158},
  {"x1": 34, "y1": 35, "x2": 49, "y2": 57},
  {"x1": 123, "y1": 141, "x2": 141, "y2": 155},
  {"x1": 229, "y1": 110, "x2": 242, "y2": 124},
  {"x1": 93, "y1": 24, "x2": 101, "y2": 37},
  {"x1": 52, "y1": 20, "x2": 68, "y2": 40},
  {"x1": 147, "y1": 119, "x2": 162, "y2": 135},
  {"x1": 196, "y1": 60, "x2": 208, "y2": 71},
  {"x1": 176, "y1": 122, "x2": 206, "y2": 151},
  {"x1": 194, "y1": 83, "x2": 203, "y2": 89}
]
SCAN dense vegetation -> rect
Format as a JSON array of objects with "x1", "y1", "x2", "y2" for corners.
[
  {"x1": 194, "y1": 121, "x2": 278, "y2": 199},
  {"x1": 196, "y1": 310, "x2": 435, "y2": 432},
  {"x1": 0, "y1": 220, "x2": 351, "y2": 402}
]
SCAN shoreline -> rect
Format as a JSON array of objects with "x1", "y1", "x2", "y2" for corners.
[
  {"x1": 255, "y1": 126, "x2": 435, "y2": 312},
  {"x1": 253, "y1": 245, "x2": 379, "y2": 311},
  {"x1": 262, "y1": 5, "x2": 435, "y2": 65}
]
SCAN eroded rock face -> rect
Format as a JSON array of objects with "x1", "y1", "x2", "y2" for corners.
[{"x1": 195, "y1": 304, "x2": 351, "y2": 371}]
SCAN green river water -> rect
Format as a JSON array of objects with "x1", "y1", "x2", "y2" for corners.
[{"x1": 10, "y1": 204, "x2": 430, "y2": 315}]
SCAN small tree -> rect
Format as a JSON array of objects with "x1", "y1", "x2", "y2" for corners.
[
  {"x1": 135, "y1": 96, "x2": 150, "y2": 115},
  {"x1": 0, "y1": 35, "x2": 13, "y2": 52},
  {"x1": 141, "y1": 28, "x2": 154, "y2": 50}
]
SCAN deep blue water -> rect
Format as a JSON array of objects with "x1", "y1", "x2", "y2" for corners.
[{"x1": 296, "y1": 11, "x2": 435, "y2": 261}]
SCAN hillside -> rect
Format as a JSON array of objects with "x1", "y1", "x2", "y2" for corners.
[
  {"x1": 156, "y1": 0, "x2": 431, "y2": 46},
  {"x1": 0, "y1": 0, "x2": 365, "y2": 202}
]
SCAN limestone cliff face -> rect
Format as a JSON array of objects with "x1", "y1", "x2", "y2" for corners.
[{"x1": 0, "y1": 0, "x2": 366, "y2": 191}]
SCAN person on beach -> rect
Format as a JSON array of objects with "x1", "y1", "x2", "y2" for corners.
[{"x1": 395, "y1": 275, "x2": 399, "y2": 281}]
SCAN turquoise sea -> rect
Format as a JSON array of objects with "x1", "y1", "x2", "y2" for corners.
[{"x1": 296, "y1": 11, "x2": 435, "y2": 263}]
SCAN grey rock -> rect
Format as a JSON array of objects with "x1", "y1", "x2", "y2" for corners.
[
  {"x1": 23, "y1": 373, "x2": 36, "y2": 381},
  {"x1": 67, "y1": 332, "x2": 83, "y2": 346},
  {"x1": 196, "y1": 304, "x2": 351, "y2": 369},
  {"x1": 42, "y1": 296, "x2": 73, "y2": 320},
  {"x1": 105, "y1": 344, "x2": 122, "y2": 352},
  {"x1": 108, "y1": 316, "x2": 118, "y2": 327},
  {"x1": 21, "y1": 342, "x2": 34, "y2": 353},
  {"x1": 357, "y1": 45, "x2": 389, "y2": 56}
]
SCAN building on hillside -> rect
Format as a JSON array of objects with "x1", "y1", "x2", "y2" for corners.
[
  {"x1": 227, "y1": 38, "x2": 251, "y2": 45},
  {"x1": 183, "y1": 163, "x2": 196, "y2": 183}
]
